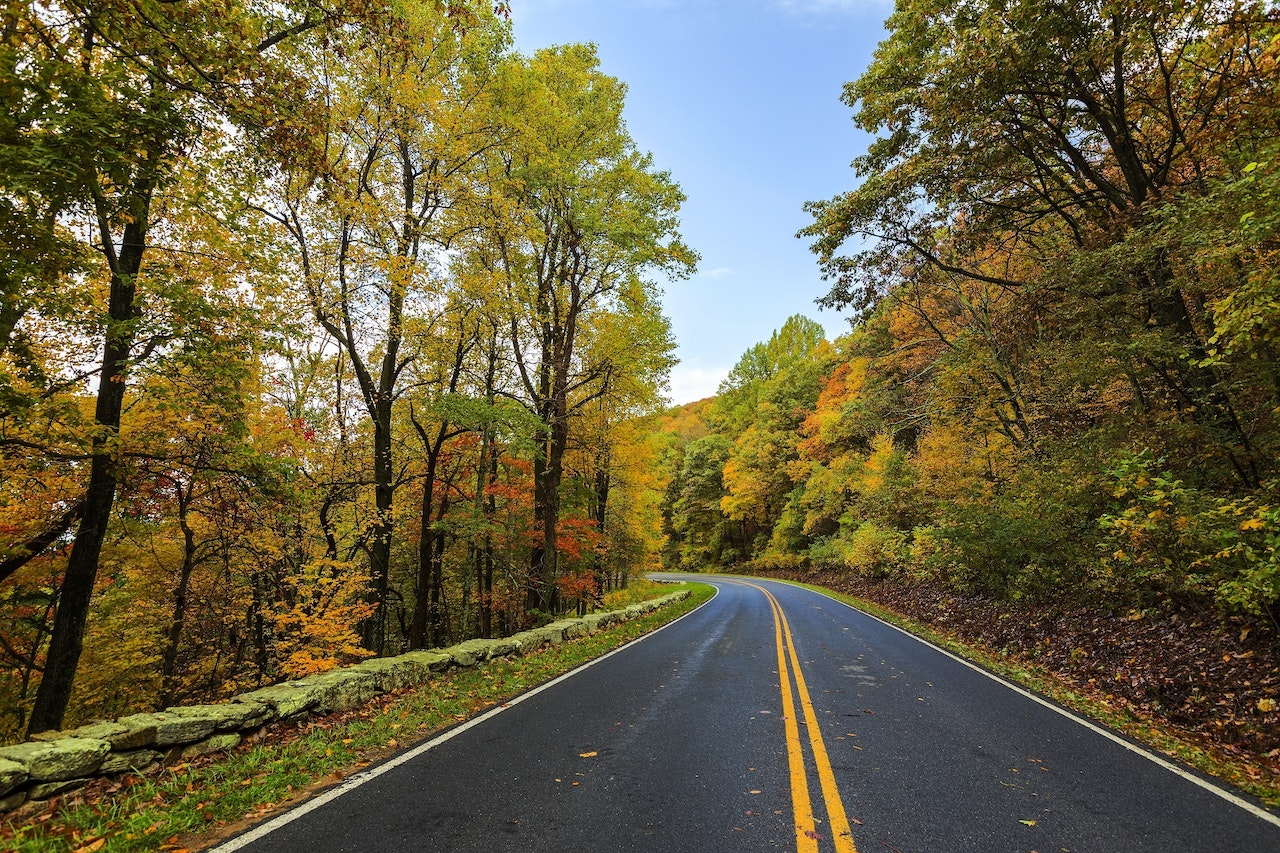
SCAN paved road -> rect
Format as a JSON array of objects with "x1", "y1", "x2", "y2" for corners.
[{"x1": 213, "y1": 576, "x2": 1280, "y2": 852}]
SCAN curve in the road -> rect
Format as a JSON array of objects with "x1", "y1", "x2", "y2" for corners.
[{"x1": 208, "y1": 575, "x2": 1280, "y2": 852}]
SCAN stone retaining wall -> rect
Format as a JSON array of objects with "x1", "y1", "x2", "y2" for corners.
[{"x1": 0, "y1": 591, "x2": 690, "y2": 814}]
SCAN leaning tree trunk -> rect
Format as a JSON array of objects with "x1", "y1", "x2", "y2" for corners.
[{"x1": 28, "y1": 197, "x2": 151, "y2": 735}]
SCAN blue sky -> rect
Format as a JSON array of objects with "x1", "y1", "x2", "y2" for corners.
[{"x1": 510, "y1": 0, "x2": 892, "y2": 404}]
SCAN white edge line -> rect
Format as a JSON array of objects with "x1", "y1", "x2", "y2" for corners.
[
  {"x1": 210, "y1": 587, "x2": 718, "y2": 852},
  {"x1": 759, "y1": 577, "x2": 1280, "y2": 829}
]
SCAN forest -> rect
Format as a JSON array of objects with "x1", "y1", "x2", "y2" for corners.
[
  {"x1": 655, "y1": 0, "x2": 1280, "y2": 756},
  {"x1": 0, "y1": 0, "x2": 694, "y2": 740}
]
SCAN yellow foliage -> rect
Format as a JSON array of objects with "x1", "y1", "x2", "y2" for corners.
[{"x1": 269, "y1": 559, "x2": 376, "y2": 679}]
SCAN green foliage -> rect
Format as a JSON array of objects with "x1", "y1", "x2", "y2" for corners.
[
  {"x1": 660, "y1": 0, "x2": 1280, "y2": 625},
  {"x1": 810, "y1": 522, "x2": 907, "y2": 578},
  {"x1": 1099, "y1": 452, "x2": 1280, "y2": 615},
  {"x1": 671, "y1": 435, "x2": 741, "y2": 568}
]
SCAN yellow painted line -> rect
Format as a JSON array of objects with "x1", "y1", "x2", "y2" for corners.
[
  {"x1": 779, "y1": 600, "x2": 858, "y2": 853},
  {"x1": 747, "y1": 581, "x2": 859, "y2": 853},
  {"x1": 767, "y1": 582, "x2": 819, "y2": 853}
]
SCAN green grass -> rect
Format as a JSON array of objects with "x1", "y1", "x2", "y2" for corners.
[
  {"x1": 778, "y1": 577, "x2": 1280, "y2": 810},
  {"x1": 1, "y1": 582, "x2": 715, "y2": 853}
]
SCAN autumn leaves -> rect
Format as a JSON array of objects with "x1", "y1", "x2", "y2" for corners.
[{"x1": 1, "y1": 2, "x2": 690, "y2": 740}]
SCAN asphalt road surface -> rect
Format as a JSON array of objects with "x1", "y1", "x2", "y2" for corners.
[{"x1": 212, "y1": 575, "x2": 1280, "y2": 852}]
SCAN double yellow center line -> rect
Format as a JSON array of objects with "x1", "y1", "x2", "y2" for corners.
[{"x1": 745, "y1": 582, "x2": 858, "y2": 853}]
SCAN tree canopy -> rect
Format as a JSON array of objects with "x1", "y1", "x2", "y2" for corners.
[{"x1": 0, "y1": 0, "x2": 689, "y2": 738}]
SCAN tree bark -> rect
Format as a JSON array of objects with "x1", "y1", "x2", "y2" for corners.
[
  {"x1": 158, "y1": 481, "x2": 197, "y2": 709},
  {"x1": 28, "y1": 196, "x2": 151, "y2": 735}
]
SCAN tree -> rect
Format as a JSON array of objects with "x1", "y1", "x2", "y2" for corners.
[
  {"x1": 6, "y1": 0, "x2": 342, "y2": 733},
  {"x1": 468, "y1": 44, "x2": 694, "y2": 613},
  {"x1": 262, "y1": 3, "x2": 509, "y2": 652},
  {"x1": 671, "y1": 435, "x2": 742, "y2": 569},
  {"x1": 803, "y1": 0, "x2": 1280, "y2": 487}
]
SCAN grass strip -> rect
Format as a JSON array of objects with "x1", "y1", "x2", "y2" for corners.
[
  {"x1": 781, "y1": 577, "x2": 1280, "y2": 810},
  {"x1": 2, "y1": 581, "x2": 716, "y2": 853}
]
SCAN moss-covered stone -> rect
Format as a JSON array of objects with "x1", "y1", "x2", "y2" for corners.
[
  {"x1": 486, "y1": 637, "x2": 519, "y2": 658},
  {"x1": 0, "y1": 758, "x2": 27, "y2": 797},
  {"x1": 162, "y1": 702, "x2": 270, "y2": 732},
  {"x1": 509, "y1": 630, "x2": 544, "y2": 655},
  {"x1": 446, "y1": 638, "x2": 502, "y2": 667},
  {"x1": 293, "y1": 669, "x2": 381, "y2": 713},
  {"x1": 0, "y1": 789, "x2": 26, "y2": 813},
  {"x1": 532, "y1": 625, "x2": 565, "y2": 646},
  {"x1": 27, "y1": 777, "x2": 88, "y2": 800},
  {"x1": 0, "y1": 738, "x2": 109, "y2": 781},
  {"x1": 178, "y1": 732, "x2": 241, "y2": 760},
  {"x1": 28, "y1": 730, "x2": 69, "y2": 743},
  {"x1": 114, "y1": 711, "x2": 218, "y2": 748},
  {"x1": 545, "y1": 619, "x2": 588, "y2": 640},
  {"x1": 98, "y1": 749, "x2": 162, "y2": 774},
  {"x1": 234, "y1": 683, "x2": 322, "y2": 719},
  {"x1": 443, "y1": 647, "x2": 474, "y2": 667},
  {"x1": 398, "y1": 650, "x2": 453, "y2": 673},
  {"x1": 349, "y1": 658, "x2": 418, "y2": 691},
  {"x1": 68, "y1": 719, "x2": 159, "y2": 750},
  {"x1": 587, "y1": 612, "x2": 621, "y2": 632}
]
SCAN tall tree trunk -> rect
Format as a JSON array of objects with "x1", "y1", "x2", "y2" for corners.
[
  {"x1": 408, "y1": 435, "x2": 441, "y2": 649},
  {"x1": 364, "y1": 410, "x2": 394, "y2": 654},
  {"x1": 28, "y1": 195, "x2": 151, "y2": 735},
  {"x1": 592, "y1": 448, "x2": 610, "y2": 592},
  {"x1": 428, "y1": 514, "x2": 449, "y2": 646},
  {"x1": 529, "y1": 405, "x2": 567, "y2": 616},
  {"x1": 159, "y1": 483, "x2": 197, "y2": 709},
  {"x1": 480, "y1": 425, "x2": 498, "y2": 639}
]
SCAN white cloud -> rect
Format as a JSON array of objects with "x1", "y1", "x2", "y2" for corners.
[
  {"x1": 700, "y1": 267, "x2": 734, "y2": 279},
  {"x1": 667, "y1": 366, "x2": 729, "y2": 405}
]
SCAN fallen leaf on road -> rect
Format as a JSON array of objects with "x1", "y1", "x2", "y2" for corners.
[
  {"x1": 1019, "y1": 819, "x2": 1036, "y2": 827},
  {"x1": 579, "y1": 751, "x2": 598, "y2": 758},
  {"x1": 749, "y1": 789, "x2": 762, "y2": 794},
  {"x1": 851, "y1": 817, "x2": 863, "y2": 825},
  {"x1": 804, "y1": 830, "x2": 822, "y2": 840}
]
